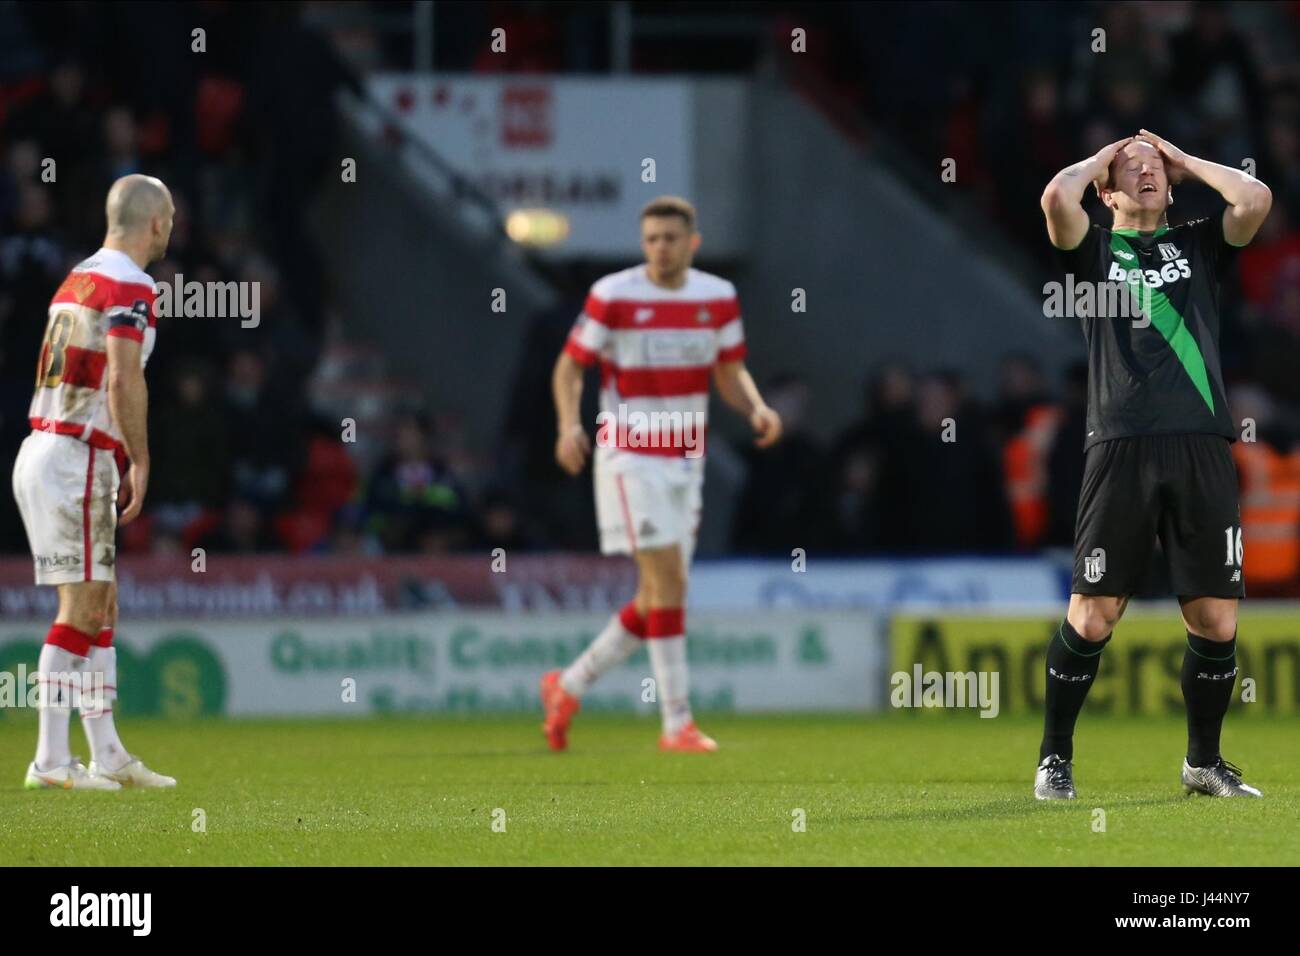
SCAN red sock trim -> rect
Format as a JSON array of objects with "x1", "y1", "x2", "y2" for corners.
[
  {"x1": 645, "y1": 608, "x2": 684, "y2": 639},
  {"x1": 92, "y1": 627, "x2": 114, "y2": 648},
  {"x1": 619, "y1": 600, "x2": 647, "y2": 638},
  {"x1": 46, "y1": 623, "x2": 94, "y2": 657}
]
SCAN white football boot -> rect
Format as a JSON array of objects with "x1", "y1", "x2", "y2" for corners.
[
  {"x1": 24, "y1": 757, "x2": 122, "y2": 791},
  {"x1": 88, "y1": 756, "x2": 177, "y2": 789},
  {"x1": 1181, "y1": 758, "x2": 1262, "y2": 798}
]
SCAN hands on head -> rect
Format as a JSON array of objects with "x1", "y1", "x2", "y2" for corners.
[
  {"x1": 1091, "y1": 136, "x2": 1134, "y2": 193},
  {"x1": 1092, "y1": 130, "x2": 1188, "y2": 197},
  {"x1": 1136, "y1": 129, "x2": 1188, "y2": 183}
]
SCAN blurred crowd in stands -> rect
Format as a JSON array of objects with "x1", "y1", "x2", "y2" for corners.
[{"x1": 1, "y1": 2, "x2": 1298, "y2": 593}]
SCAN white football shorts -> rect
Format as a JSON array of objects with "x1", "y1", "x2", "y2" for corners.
[
  {"x1": 593, "y1": 446, "x2": 703, "y2": 568},
  {"x1": 12, "y1": 430, "x2": 119, "y2": 585}
]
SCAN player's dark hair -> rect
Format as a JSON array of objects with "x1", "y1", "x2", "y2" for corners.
[{"x1": 640, "y1": 196, "x2": 696, "y2": 231}]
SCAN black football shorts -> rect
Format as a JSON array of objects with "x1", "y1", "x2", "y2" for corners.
[{"x1": 1072, "y1": 434, "x2": 1244, "y2": 599}]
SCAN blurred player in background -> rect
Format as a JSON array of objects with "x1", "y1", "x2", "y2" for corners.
[
  {"x1": 13, "y1": 175, "x2": 177, "y2": 790},
  {"x1": 1036, "y1": 132, "x2": 1272, "y2": 799},
  {"x1": 541, "y1": 196, "x2": 782, "y2": 752}
]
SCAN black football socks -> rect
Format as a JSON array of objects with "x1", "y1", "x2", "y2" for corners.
[
  {"x1": 1181, "y1": 631, "x2": 1238, "y2": 768},
  {"x1": 1040, "y1": 620, "x2": 1110, "y2": 763}
]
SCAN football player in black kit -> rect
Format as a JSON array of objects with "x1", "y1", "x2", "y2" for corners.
[{"x1": 1036, "y1": 130, "x2": 1272, "y2": 799}]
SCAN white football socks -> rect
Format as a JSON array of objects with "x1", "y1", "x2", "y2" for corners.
[
  {"x1": 81, "y1": 644, "x2": 129, "y2": 772},
  {"x1": 561, "y1": 603, "x2": 645, "y2": 697},
  {"x1": 35, "y1": 641, "x2": 85, "y2": 771}
]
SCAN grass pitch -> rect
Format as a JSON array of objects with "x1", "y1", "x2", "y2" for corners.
[{"x1": 1, "y1": 713, "x2": 1296, "y2": 866}]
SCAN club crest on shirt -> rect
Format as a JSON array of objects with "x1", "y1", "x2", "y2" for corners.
[
  {"x1": 58, "y1": 275, "x2": 97, "y2": 303},
  {"x1": 1158, "y1": 242, "x2": 1182, "y2": 261},
  {"x1": 1083, "y1": 547, "x2": 1106, "y2": 583}
]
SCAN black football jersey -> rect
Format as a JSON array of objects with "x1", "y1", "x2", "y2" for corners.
[{"x1": 1054, "y1": 216, "x2": 1239, "y2": 450}]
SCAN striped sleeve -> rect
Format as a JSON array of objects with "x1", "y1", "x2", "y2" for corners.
[
  {"x1": 563, "y1": 291, "x2": 612, "y2": 366},
  {"x1": 715, "y1": 294, "x2": 746, "y2": 363}
]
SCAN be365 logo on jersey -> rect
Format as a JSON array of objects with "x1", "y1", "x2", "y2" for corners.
[{"x1": 1107, "y1": 258, "x2": 1191, "y2": 289}]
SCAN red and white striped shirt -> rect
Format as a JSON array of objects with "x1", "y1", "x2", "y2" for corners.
[
  {"x1": 28, "y1": 248, "x2": 158, "y2": 453},
  {"x1": 564, "y1": 266, "x2": 746, "y2": 458}
]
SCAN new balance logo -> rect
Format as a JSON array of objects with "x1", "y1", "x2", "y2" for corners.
[
  {"x1": 1230, "y1": 570, "x2": 1241, "y2": 582},
  {"x1": 1113, "y1": 249, "x2": 1135, "y2": 262},
  {"x1": 634, "y1": 308, "x2": 655, "y2": 323}
]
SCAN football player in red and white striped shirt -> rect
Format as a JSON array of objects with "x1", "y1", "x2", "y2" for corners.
[
  {"x1": 13, "y1": 175, "x2": 176, "y2": 790},
  {"x1": 541, "y1": 196, "x2": 782, "y2": 752}
]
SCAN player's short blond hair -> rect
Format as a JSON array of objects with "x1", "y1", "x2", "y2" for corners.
[{"x1": 640, "y1": 196, "x2": 696, "y2": 231}]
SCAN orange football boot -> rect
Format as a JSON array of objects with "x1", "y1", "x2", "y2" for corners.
[
  {"x1": 540, "y1": 670, "x2": 581, "y2": 751},
  {"x1": 658, "y1": 720, "x2": 718, "y2": 753}
]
